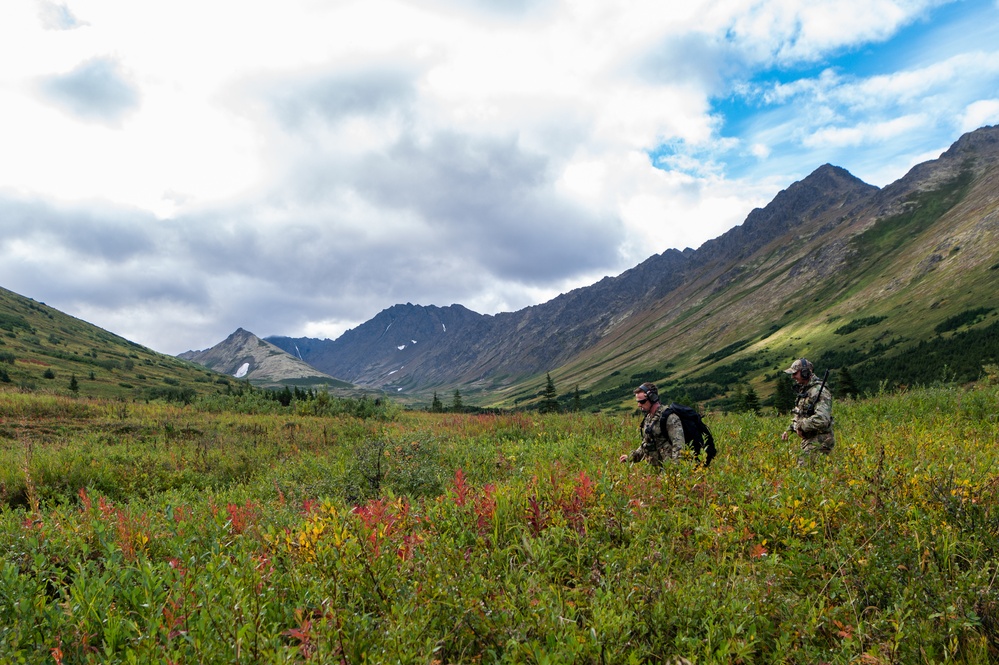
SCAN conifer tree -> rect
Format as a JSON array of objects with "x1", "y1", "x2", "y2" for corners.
[
  {"x1": 772, "y1": 376, "x2": 796, "y2": 414},
  {"x1": 571, "y1": 385, "x2": 582, "y2": 412},
  {"x1": 451, "y1": 389, "x2": 463, "y2": 413},
  {"x1": 837, "y1": 366, "x2": 858, "y2": 398},
  {"x1": 539, "y1": 373, "x2": 559, "y2": 413},
  {"x1": 69, "y1": 374, "x2": 79, "y2": 393},
  {"x1": 743, "y1": 383, "x2": 760, "y2": 414},
  {"x1": 431, "y1": 391, "x2": 443, "y2": 412}
]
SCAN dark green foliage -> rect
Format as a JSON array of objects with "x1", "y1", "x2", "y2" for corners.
[
  {"x1": 69, "y1": 375, "x2": 79, "y2": 392},
  {"x1": 0, "y1": 352, "x2": 14, "y2": 364},
  {"x1": 42, "y1": 368, "x2": 55, "y2": 379},
  {"x1": 708, "y1": 353, "x2": 771, "y2": 385},
  {"x1": 659, "y1": 354, "x2": 769, "y2": 410},
  {"x1": 759, "y1": 324, "x2": 781, "y2": 340},
  {"x1": 837, "y1": 367, "x2": 858, "y2": 398},
  {"x1": 430, "y1": 391, "x2": 443, "y2": 413},
  {"x1": 451, "y1": 389, "x2": 463, "y2": 413},
  {"x1": 833, "y1": 315, "x2": 888, "y2": 335},
  {"x1": 538, "y1": 373, "x2": 559, "y2": 413},
  {"x1": 768, "y1": 375, "x2": 796, "y2": 413},
  {"x1": 815, "y1": 336, "x2": 906, "y2": 371},
  {"x1": 628, "y1": 364, "x2": 674, "y2": 382},
  {"x1": 742, "y1": 384, "x2": 760, "y2": 414},
  {"x1": 0, "y1": 313, "x2": 32, "y2": 333},
  {"x1": 573, "y1": 381, "x2": 633, "y2": 411},
  {"x1": 699, "y1": 338, "x2": 752, "y2": 364},
  {"x1": 340, "y1": 437, "x2": 446, "y2": 503},
  {"x1": 143, "y1": 387, "x2": 196, "y2": 404},
  {"x1": 851, "y1": 319, "x2": 999, "y2": 392},
  {"x1": 934, "y1": 307, "x2": 994, "y2": 334},
  {"x1": 660, "y1": 381, "x2": 723, "y2": 404},
  {"x1": 344, "y1": 439, "x2": 387, "y2": 502}
]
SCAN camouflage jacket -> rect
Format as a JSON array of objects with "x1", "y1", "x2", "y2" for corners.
[
  {"x1": 789, "y1": 375, "x2": 833, "y2": 437},
  {"x1": 629, "y1": 403, "x2": 686, "y2": 465}
]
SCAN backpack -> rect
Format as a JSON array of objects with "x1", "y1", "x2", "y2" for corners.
[{"x1": 664, "y1": 403, "x2": 717, "y2": 466}]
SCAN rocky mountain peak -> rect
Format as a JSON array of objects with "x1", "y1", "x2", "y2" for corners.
[{"x1": 181, "y1": 328, "x2": 348, "y2": 387}]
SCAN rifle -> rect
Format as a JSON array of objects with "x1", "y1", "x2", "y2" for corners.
[{"x1": 802, "y1": 369, "x2": 830, "y2": 417}]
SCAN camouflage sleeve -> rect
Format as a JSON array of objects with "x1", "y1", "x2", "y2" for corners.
[{"x1": 664, "y1": 413, "x2": 686, "y2": 459}]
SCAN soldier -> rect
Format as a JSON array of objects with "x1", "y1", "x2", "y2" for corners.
[
  {"x1": 619, "y1": 382, "x2": 686, "y2": 467},
  {"x1": 781, "y1": 358, "x2": 834, "y2": 462}
]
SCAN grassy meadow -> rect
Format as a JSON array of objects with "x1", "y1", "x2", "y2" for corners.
[{"x1": 1, "y1": 383, "x2": 998, "y2": 664}]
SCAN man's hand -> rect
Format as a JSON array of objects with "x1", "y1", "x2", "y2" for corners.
[
  {"x1": 619, "y1": 453, "x2": 629, "y2": 463},
  {"x1": 781, "y1": 430, "x2": 789, "y2": 441}
]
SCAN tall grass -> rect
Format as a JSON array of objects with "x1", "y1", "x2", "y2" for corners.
[{"x1": 1, "y1": 384, "x2": 997, "y2": 663}]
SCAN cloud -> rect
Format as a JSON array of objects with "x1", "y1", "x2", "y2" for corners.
[
  {"x1": 36, "y1": 1, "x2": 85, "y2": 30},
  {"x1": 36, "y1": 56, "x2": 140, "y2": 125},
  {"x1": 2, "y1": 0, "x2": 997, "y2": 356},
  {"x1": 410, "y1": 0, "x2": 553, "y2": 16},
  {"x1": 961, "y1": 99, "x2": 999, "y2": 132},
  {"x1": 719, "y1": 0, "x2": 950, "y2": 64},
  {"x1": 257, "y1": 65, "x2": 420, "y2": 132},
  {"x1": 0, "y1": 197, "x2": 155, "y2": 263},
  {"x1": 802, "y1": 114, "x2": 928, "y2": 149}
]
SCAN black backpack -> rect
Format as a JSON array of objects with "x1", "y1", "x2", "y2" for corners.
[{"x1": 664, "y1": 403, "x2": 716, "y2": 466}]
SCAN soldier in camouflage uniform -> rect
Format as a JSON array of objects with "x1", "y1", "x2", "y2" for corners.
[
  {"x1": 619, "y1": 382, "x2": 686, "y2": 467},
  {"x1": 781, "y1": 358, "x2": 834, "y2": 462}
]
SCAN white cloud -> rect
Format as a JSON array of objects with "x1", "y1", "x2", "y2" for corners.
[
  {"x1": 961, "y1": 99, "x2": 999, "y2": 132},
  {"x1": 717, "y1": 0, "x2": 950, "y2": 63},
  {"x1": 802, "y1": 114, "x2": 929, "y2": 149},
  {"x1": 37, "y1": 1, "x2": 86, "y2": 30}
]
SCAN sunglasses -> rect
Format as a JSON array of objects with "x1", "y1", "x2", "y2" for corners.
[{"x1": 636, "y1": 398, "x2": 648, "y2": 404}]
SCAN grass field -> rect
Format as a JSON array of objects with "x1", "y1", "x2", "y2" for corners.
[{"x1": 1, "y1": 382, "x2": 997, "y2": 664}]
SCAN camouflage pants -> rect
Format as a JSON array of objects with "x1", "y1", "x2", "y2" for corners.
[{"x1": 798, "y1": 431, "x2": 834, "y2": 465}]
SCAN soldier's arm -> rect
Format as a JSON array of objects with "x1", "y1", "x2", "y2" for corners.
[
  {"x1": 665, "y1": 413, "x2": 686, "y2": 458},
  {"x1": 798, "y1": 388, "x2": 832, "y2": 435}
]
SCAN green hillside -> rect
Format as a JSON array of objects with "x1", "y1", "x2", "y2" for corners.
[
  {"x1": 0, "y1": 286, "x2": 236, "y2": 402},
  {"x1": 516, "y1": 162, "x2": 999, "y2": 415}
]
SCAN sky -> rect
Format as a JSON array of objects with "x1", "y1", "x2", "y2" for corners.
[{"x1": 2, "y1": 0, "x2": 998, "y2": 355}]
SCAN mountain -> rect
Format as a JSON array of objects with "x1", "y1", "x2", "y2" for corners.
[
  {"x1": 0, "y1": 285, "x2": 230, "y2": 401},
  {"x1": 266, "y1": 125, "x2": 999, "y2": 410},
  {"x1": 178, "y1": 328, "x2": 353, "y2": 389}
]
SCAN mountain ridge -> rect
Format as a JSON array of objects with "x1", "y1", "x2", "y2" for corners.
[
  {"x1": 178, "y1": 327, "x2": 353, "y2": 389},
  {"x1": 196, "y1": 125, "x2": 999, "y2": 409}
]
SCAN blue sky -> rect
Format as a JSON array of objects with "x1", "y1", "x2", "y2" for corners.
[
  {"x1": 1, "y1": 0, "x2": 998, "y2": 355},
  {"x1": 655, "y1": 0, "x2": 999, "y2": 184}
]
